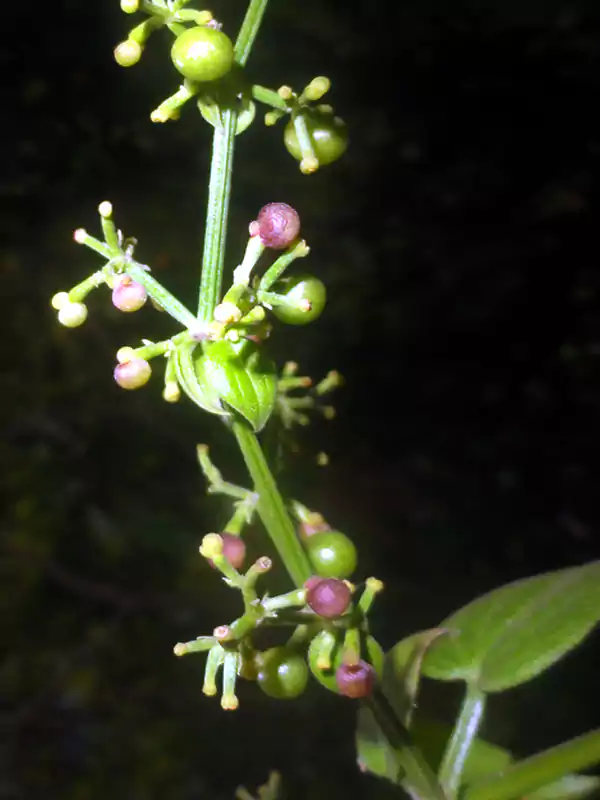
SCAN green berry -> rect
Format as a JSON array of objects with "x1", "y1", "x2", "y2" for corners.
[
  {"x1": 284, "y1": 110, "x2": 348, "y2": 166},
  {"x1": 256, "y1": 647, "x2": 308, "y2": 699},
  {"x1": 270, "y1": 273, "x2": 326, "y2": 326},
  {"x1": 171, "y1": 26, "x2": 234, "y2": 83},
  {"x1": 305, "y1": 530, "x2": 357, "y2": 579}
]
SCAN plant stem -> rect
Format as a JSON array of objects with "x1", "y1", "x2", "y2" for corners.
[
  {"x1": 438, "y1": 685, "x2": 486, "y2": 798},
  {"x1": 125, "y1": 262, "x2": 197, "y2": 328},
  {"x1": 364, "y1": 689, "x2": 447, "y2": 800},
  {"x1": 196, "y1": 0, "x2": 271, "y2": 321},
  {"x1": 462, "y1": 728, "x2": 600, "y2": 800},
  {"x1": 231, "y1": 417, "x2": 312, "y2": 587},
  {"x1": 234, "y1": 0, "x2": 270, "y2": 67},
  {"x1": 197, "y1": 109, "x2": 237, "y2": 323},
  {"x1": 251, "y1": 84, "x2": 289, "y2": 111}
]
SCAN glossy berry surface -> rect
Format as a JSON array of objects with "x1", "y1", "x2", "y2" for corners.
[
  {"x1": 256, "y1": 203, "x2": 300, "y2": 249},
  {"x1": 306, "y1": 577, "x2": 351, "y2": 618},
  {"x1": 271, "y1": 273, "x2": 326, "y2": 326},
  {"x1": 308, "y1": 630, "x2": 383, "y2": 693},
  {"x1": 114, "y1": 358, "x2": 151, "y2": 390},
  {"x1": 256, "y1": 647, "x2": 308, "y2": 699},
  {"x1": 112, "y1": 277, "x2": 147, "y2": 312},
  {"x1": 171, "y1": 26, "x2": 234, "y2": 83},
  {"x1": 305, "y1": 530, "x2": 357, "y2": 579},
  {"x1": 210, "y1": 533, "x2": 246, "y2": 570},
  {"x1": 336, "y1": 660, "x2": 375, "y2": 698},
  {"x1": 284, "y1": 111, "x2": 348, "y2": 166}
]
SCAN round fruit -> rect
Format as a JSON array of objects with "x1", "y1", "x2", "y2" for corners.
[
  {"x1": 284, "y1": 111, "x2": 348, "y2": 166},
  {"x1": 171, "y1": 26, "x2": 234, "y2": 83},
  {"x1": 305, "y1": 531, "x2": 357, "y2": 579},
  {"x1": 270, "y1": 274, "x2": 326, "y2": 326},
  {"x1": 256, "y1": 203, "x2": 300, "y2": 249},
  {"x1": 256, "y1": 647, "x2": 309, "y2": 699},
  {"x1": 308, "y1": 630, "x2": 383, "y2": 693},
  {"x1": 306, "y1": 577, "x2": 351, "y2": 619},
  {"x1": 336, "y1": 660, "x2": 375, "y2": 698}
]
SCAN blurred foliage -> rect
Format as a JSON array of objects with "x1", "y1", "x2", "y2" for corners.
[{"x1": 2, "y1": 0, "x2": 599, "y2": 797}]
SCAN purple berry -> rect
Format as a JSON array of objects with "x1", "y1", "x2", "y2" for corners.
[
  {"x1": 256, "y1": 203, "x2": 300, "y2": 249},
  {"x1": 112, "y1": 276, "x2": 147, "y2": 312},
  {"x1": 305, "y1": 577, "x2": 351, "y2": 618},
  {"x1": 114, "y1": 358, "x2": 151, "y2": 390},
  {"x1": 335, "y1": 660, "x2": 375, "y2": 698}
]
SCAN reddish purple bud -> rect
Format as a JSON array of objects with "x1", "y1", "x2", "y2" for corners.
[
  {"x1": 305, "y1": 577, "x2": 351, "y2": 618},
  {"x1": 335, "y1": 660, "x2": 375, "y2": 698},
  {"x1": 209, "y1": 533, "x2": 246, "y2": 570},
  {"x1": 112, "y1": 276, "x2": 147, "y2": 312},
  {"x1": 256, "y1": 203, "x2": 300, "y2": 249},
  {"x1": 114, "y1": 358, "x2": 151, "y2": 389},
  {"x1": 298, "y1": 520, "x2": 331, "y2": 540}
]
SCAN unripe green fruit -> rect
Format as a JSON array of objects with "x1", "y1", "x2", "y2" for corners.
[
  {"x1": 305, "y1": 531, "x2": 357, "y2": 579},
  {"x1": 284, "y1": 111, "x2": 348, "y2": 166},
  {"x1": 256, "y1": 647, "x2": 309, "y2": 699},
  {"x1": 270, "y1": 273, "x2": 326, "y2": 326},
  {"x1": 171, "y1": 26, "x2": 234, "y2": 83}
]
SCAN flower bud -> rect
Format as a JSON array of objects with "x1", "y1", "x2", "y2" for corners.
[
  {"x1": 112, "y1": 276, "x2": 147, "y2": 312},
  {"x1": 58, "y1": 302, "x2": 88, "y2": 328},
  {"x1": 114, "y1": 40, "x2": 142, "y2": 67},
  {"x1": 114, "y1": 357, "x2": 151, "y2": 389},
  {"x1": 255, "y1": 203, "x2": 300, "y2": 249}
]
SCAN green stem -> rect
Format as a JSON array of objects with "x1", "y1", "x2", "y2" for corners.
[
  {"x1": 197, "y1": 109, "x2": 237, "y2": 322},
  {"x1": 234, "y1": 0, "x2": 270, "y2": 67},
  {"x1": 124, "y1": 262, "x2": 197, "y2": 328},
  {"x1": 231, "y1": 417, "x2": 312, "y2": 587},
  {"x1": 258, "y1": 239, "x2": 310, "y2": 292},
  {"x1": 439, "y1": 685, "x2": 486, "y2": 798},
  {"x1": 364, "y1": 689, "x2": 447, "y2": 800},
  {"x1": 462, "y1": 728, "x2": 600, "y2": 800},
  {"x1": 251, "y1": 84, "x2": 289, "y2": 111}
]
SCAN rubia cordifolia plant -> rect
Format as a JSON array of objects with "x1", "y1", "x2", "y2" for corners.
[{"x1": 51, "y1": 0, "x2": 600, "y2": 798}]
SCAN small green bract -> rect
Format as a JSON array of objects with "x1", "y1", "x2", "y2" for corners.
[{"x1": 171, "y1": 26, "x2": 234, "y2": 83}]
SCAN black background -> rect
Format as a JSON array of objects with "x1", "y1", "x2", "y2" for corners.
[{"x1": 2, "y1": 0, "x2": 600, "y2": 797}]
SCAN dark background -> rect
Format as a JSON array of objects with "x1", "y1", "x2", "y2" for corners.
[{"x1": 2, "y1": 0, "x2": 600, "y2": 797}]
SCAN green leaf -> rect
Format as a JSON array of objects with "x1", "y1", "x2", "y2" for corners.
[
  {"x1": 421, "y1": 561, "x2": 600, "y2": 692},
  {"x1": 384, "y1": 628, "x2": 450, "y2": 726},
  {"x1": 356, "y1": 711, "x2": 512, "y2": 786},
  {"x1": 527, "y1": 774, "x2": 600, "y2": 799},
  {"x1": 175, "y1": 341, "x2": 229, "y2": 417},
  {"x1": 195, "y1": 339, "x2": 277, "y2": 432}
]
